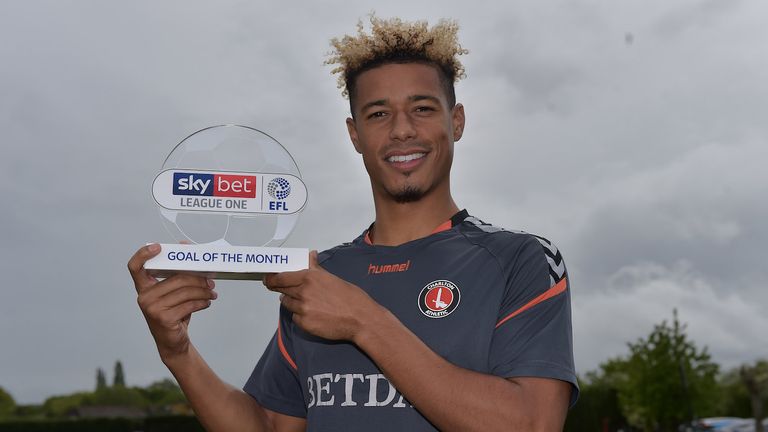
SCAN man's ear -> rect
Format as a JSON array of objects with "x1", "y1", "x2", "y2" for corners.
[
  {"x1": 346, "y1": 117, "x2": 362, "y2": 154},
  {"x1": 452, "y1": 103, "x2": 466, "y2": 142}
]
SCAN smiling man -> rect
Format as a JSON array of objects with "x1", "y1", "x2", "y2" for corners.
[{"x1": 128, "y1": 15, "x2": 577, "y2": 431}]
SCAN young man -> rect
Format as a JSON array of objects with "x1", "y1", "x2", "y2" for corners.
[{"x1": 128, "y1": 16, "x2": 577, "y2": 431}]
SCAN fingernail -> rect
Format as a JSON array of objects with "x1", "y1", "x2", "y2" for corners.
[
  {"x1": 147, "y1": 243, "x2": 160, "y2": 253},
  {"x1": 207, "y1": 279, "x2": 215, "y2": 288},
  {"x1": 211, "y1": 291, "x2": 218, "y2": 299}
]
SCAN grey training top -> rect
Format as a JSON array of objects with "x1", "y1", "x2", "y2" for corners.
[{"x1": 245, "y1": 210, "x2": 578, "y2": 430}]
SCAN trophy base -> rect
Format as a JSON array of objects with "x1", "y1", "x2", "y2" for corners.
[{"x1": 144, "y1": 244, "x2": 309, "y2": 281}]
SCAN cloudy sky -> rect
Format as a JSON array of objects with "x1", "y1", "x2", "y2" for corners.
[{"x1": 1, "y1": 0, "x2": 766, "y2": 404}]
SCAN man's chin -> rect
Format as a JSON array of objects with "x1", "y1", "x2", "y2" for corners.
[{"x1": 390, "y1": 186, "x2": 424, "y2": 203}]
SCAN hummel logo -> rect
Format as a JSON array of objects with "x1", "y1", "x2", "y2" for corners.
[{"x1": 368, "y1": 260, "x2": 411, "y2": 275}]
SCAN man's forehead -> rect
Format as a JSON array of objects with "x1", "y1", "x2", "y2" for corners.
[{"x1": 353, "y1": 63, "x2": 446, "y2": 106}]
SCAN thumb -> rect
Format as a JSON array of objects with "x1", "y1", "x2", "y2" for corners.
[{"x1": 308, "y1": 250, "x2": 319, "y2": 269}]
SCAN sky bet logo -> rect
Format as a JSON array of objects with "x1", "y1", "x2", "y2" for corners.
[{"x1": 173, "y1": 172, "x2": 256, "y2": 198}]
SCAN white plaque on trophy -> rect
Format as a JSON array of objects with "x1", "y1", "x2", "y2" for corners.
[{"x1": 144, "y1": 125, "x2": 308, "y2": 280}]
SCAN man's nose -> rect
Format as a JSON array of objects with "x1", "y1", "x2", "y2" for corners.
[{"x1": 389, "y1": 111, "x2": 417, "y2": 141}]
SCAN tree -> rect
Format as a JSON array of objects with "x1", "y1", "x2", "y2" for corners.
[
  {"x1": 113, "y1": 360, "x2": 125, "y2": 387},
  {"x1": 89, "y1": 385, "x2": 146, "y2": 407},
  {"x1": 42, "y1": 392, "x2": 90, "y2": 418},
  {"x1": 718, "y1": 366, "x2": 753, "y2": 418},
  {"x1": 96, "y1": 367, "x2": 107, "y2": 391},
  {"x1": 603, "y1": 309, "x2": 719, "y2": 432},
  {"x1": 0, "y1": 386, "x2": 16, "y2": 419},
  {"x1": 139, "y1": 378, "x2": 187, "y2": 406},
  {"x1": 740, "y1": 360, "x2": 768, "y2": 432},
  {"x1": 564, "y1": 372, "x2": 629, "y2": 432}
]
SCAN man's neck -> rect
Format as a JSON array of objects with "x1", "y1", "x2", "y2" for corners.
[{"x1": 369, "y1": 193, "x2": 460, "y2": 246}]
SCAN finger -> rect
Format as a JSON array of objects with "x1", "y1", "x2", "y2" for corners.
[
  {"x1": 308, "y1": 250, "x2": 319, "y2": 269},
  {"x1": 128, "y1": 243, "x2": 162, "y2": 291},
  {"x1": 264, "y1": 269, "x2": 307, "y2": 290},
  {"x1": 140, "y1": 274, "x2": 213, "y2": 306},
  {"x1": 165, "y1": 299, "x2": 213, "y2": 323},
  {"x1": 267, "y1": 286, "x2": 301, "y2": 298},
  {"x1": 143, "y1": 288, "x2": 214, "y2": 323},
  {"x1": 158, "y1": 285, "x2": 217, "y2": 309},
  {"x1": 280, "y1": 293, "x2": 302, "y2": 314}
]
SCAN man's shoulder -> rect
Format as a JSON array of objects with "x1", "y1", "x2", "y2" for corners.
[
  {"x1": 316, "y1": 237, "x2": 363, "y2": 264},
  {"x1": 456, "y1": 214, "x2": 564, "y2": 274},
  {"x1": 457, "y1": 214, "x2": 555, "y2": 249}
]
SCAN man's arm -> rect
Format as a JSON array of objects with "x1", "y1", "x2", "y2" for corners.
[
  {"x1": 354, "y1": 306, "x2": 570, "y2": 431},
  {"x1": 265, "y1": 252, "x2": 571, "y2": 432},
  {"x1": 128, "y1": 244, "x2": 306, "y2": 432}
]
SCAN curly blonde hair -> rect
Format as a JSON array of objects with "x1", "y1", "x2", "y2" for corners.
[{"x1": 326, "y1": 14, "x2": 468, "y2": 109}]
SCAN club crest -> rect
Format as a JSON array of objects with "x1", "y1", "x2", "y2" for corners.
[{"x1": 418, "y1": 280, "x2": 461, "y2": 319}]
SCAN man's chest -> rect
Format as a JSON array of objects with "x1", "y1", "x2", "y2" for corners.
[{"x1": 295, "y1": 243, "x2": 508, "y2": 376}]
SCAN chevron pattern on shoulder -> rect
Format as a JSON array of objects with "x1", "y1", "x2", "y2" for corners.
[
  {"x1": 463, "y1": 217, "x2": 565, "y2": 286},
  {"x1": 464, "y1": 216, "x2": 505, "y2": 233},
  {"x1": 533, "y1": 235, "x2": 566, "y2": 286},
  {"x1": 465, "y1": 215, "x2": 532, "y2": 235}
]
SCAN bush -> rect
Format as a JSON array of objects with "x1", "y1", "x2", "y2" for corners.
[{"x1": 0, "y1": 416, "x2": 203, "y2": 432}]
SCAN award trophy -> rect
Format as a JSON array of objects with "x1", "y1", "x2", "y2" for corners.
[{"x1": 144, "y1": 125, "x2": 309, "y2": 280}]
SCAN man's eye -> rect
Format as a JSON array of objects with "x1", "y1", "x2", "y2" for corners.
[
  {"x1": 415, "y1": 106, "x2": 435, "y2": 112},
  {"x1": 368, "y1": 111, "x2": 387, "y2": 119}
]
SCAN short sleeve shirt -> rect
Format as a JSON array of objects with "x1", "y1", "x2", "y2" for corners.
[{"x1": 244, "y1": 210, "x2": 578, "y2": 430}]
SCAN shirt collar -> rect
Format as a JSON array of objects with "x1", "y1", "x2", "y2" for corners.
[{"x1": 363, "y1": 209, "x2": 469, "y2": 245}]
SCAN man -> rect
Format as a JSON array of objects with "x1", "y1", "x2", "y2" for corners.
[{"x1": 128, "y1": 16, "x2": 577, "y2": 431}]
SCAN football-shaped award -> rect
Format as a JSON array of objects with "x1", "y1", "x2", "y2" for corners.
[{"x1": 144, "y1": 125, "x2": 308, "y2": 280}]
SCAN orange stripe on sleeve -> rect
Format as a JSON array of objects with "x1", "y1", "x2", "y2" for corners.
[
  {"x1": 495, "y1": 277, "x2": 568, "y2": 329},
  {"x1": 277, "y1": 322, "x2": 298, "y2": 371}
]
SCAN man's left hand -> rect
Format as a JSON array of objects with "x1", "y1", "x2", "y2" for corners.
[{"x1": 263, "y1": 251, "x2": 381, "y2": 341}]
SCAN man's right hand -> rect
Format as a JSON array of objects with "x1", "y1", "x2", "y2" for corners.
[{"x1": 127, "y1": 243, "x2": 217, "y2": 363}]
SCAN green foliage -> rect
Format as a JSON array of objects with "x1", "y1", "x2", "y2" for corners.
[
  {"x1": 113, "y1": 361, "x2": 125, "y2": 387},
  {"x1": 0, "y1": 387, "x2": 15, "y2": 419},
  {"x1": 718, "y1": 366, "x2": 755, "y2": 417},
  {"x1": 740, "y1": 360, "x2": 768, "y2": 432},
  {"x1": 0, "y1": 418, "x2": 140, "y2": 432},
  {"x1": 95, "y1": 368, "x2": 106, "y2": 391},
  {"x1": 603, "y1": 309, "x2": 719, "y2": 432},
  {"x1": 86, "y1": 386, "x2": 146, "y2": 407},
  {"x1": 40, "y1": 378, "x2": 186, "y2": 419},
  {"x1": 564, "y1": 372, "x2": 630, "y2": 432},
  {"x1": 138, "y1": 379, "x2": 187, "y2": 406},
  {"x1": 21, "y1": 361, "x2": 191, "y2": 423},
  {"x1": 0, "y1": 416, "x2": 203, "y2": 432},
  {"x1": 41, "y1": 392, "x2": 90, "y2": 418},
  {"x1": 11, "y1": 404, "x2": 45, "y2": 420}
]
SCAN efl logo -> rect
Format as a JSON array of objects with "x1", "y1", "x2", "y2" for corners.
[
  {"x1": 173, "y1": 172, "x2": 257, "y2": 198},
  {"x1": 418, "y1": 280, "x2": 461, "y2": 319},
  {"x1": 267, "y1": 177, "x2": 291, "y2": 211}
]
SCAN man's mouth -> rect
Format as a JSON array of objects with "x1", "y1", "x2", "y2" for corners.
[{"x1": 386, "y1": 152, "x2": 426, "y2": 163}]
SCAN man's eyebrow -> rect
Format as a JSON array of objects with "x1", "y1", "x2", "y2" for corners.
[
  {"x1": 410, "y1": 95, "x2": 441, "y2": 104},
  {"x1": 360, "y1": 99, "x2": 387, "y2": 112}
]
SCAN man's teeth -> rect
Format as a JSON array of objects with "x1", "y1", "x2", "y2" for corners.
[{"x1": 387, "y1": 153, "x2": 426, "y2": 163}]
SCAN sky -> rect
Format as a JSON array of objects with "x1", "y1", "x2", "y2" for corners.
[{"x1": 1, "y1": 0, "x2": 766, "y2": 404}]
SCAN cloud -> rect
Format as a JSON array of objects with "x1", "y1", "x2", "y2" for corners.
[
  {"x1": 570, "y1": 139, "x2": 768, "y2": 297},
  {"x1": 574, "y1": 260, "x2": 768, "y2": 372},
  {"x1": 1, "y1": 0, "x2": 767, "y2": 404}
]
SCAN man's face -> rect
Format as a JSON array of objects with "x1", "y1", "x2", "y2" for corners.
[{"x1": 346, "y1": 62, "x2": 465, "y2": 204}]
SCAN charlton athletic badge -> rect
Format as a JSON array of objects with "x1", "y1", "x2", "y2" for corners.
[{"x1": 418, "y1": 280, "x2": 461, "y2": 319}]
